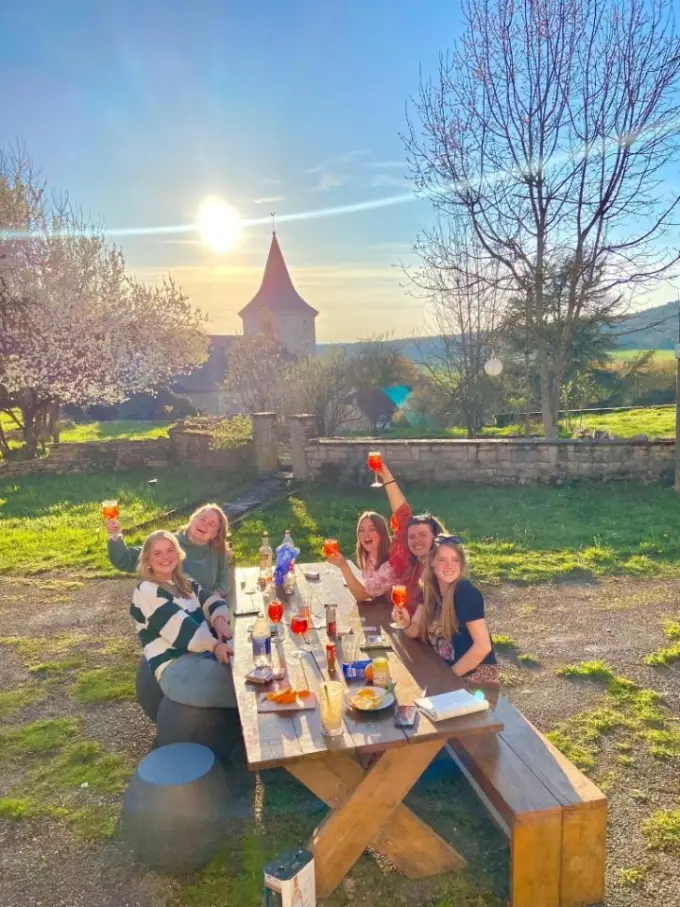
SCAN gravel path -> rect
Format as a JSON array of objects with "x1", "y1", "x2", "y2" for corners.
[{"x1": 0, "y1": 573, "x2": 679, "y2": 907}]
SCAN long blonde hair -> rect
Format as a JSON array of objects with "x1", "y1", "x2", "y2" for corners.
[
  {"x1": 184, "y1": 503, "x2": 229, "y2": 554},
  {"x1": 138, "y1": 530, "x2": 193, "y2": 598},
  {"x1": 355, "y1": 511, "x2": 391, "y2": 572},
  {"x1": 421, "y1": 537, "x2": 468, "y2": 640}
]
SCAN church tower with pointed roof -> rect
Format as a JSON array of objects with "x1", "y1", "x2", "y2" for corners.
[{"x1": 238, "y1": 232, "x2": 318, "y2": 358}]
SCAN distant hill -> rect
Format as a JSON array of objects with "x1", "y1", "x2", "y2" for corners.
[
  {"x1": 320, "y1": 301, "x2": 679, "y2": 360},
  {"x1": 605, "y1": 300, "x2": 678, "y2": 350}
]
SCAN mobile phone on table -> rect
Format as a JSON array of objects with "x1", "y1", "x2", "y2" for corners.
[{"x1": 394, "y1": 705, "x2": 418, "y2": 728}]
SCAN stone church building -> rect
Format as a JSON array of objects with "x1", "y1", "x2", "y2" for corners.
[
  {"x1": 173, "y1": 232, "x2": 318, "y2": 413},
  {"x1": 238, "y1": 231, "x2": 318, "y2": 358}
]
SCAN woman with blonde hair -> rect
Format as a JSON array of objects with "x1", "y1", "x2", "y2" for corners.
[
  {"x1": 324, "y1": 510, "x2": 395, "y2": 601},
  {"x1": 107, "y1": 502, "x2": 232, "y2": 602},
  {"x1": 392, "y1": 534, "x2": 499, "y2": 687},
  {"x1": 130, "y1": 530, "x2": 236, "y2": 707}
]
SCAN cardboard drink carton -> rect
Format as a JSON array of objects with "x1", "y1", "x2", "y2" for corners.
[{"x1": 263, "y1": 848, "x2": 315, "y2": 907}]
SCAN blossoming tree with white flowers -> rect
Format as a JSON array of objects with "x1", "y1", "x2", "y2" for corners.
[{"x1": 0, "y1": 150, "x2": 208, "y2": 458}]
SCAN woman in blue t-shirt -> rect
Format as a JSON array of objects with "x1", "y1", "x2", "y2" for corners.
[{"x1": 391, "y1": 534, "x2": 499, "y2": 687}]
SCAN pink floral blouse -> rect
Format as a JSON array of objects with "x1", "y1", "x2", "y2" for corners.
[{"x1": 361, "y1": 557, "x2": 396, "y2": 600}]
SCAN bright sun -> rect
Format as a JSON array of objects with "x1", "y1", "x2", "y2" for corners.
[{"x1": 196, "y1": 197, "x2": 241, "y2": 253}]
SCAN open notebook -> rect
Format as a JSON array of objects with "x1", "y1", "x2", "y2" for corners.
[{"x1": 415, "y1": 688, "x2": 490, "y2": 722}]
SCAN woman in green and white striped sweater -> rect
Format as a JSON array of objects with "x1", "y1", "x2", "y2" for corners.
[{"x1": 130, "y1": 530, "x2": 236, "y2": 708}]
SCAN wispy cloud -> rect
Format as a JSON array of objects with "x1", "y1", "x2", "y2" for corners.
[
  {"x1": 253, "y1": 195, "x2": 285, "y2": 205},
  {"x1": 365, "y1": 160, "x2": 406, "y2": 169},
  {"x1": 261, "y1": 177, "x2": 282, "y2": 186},
  {"x1": 369, "y1": 173, "x2": 410, "y2": 189},
  {"x1": 306, "y1": 172, "x2": 346, "y2": 193},
  {"x1": 306, "y1": 149, "x2": 370, "y2": 174}
]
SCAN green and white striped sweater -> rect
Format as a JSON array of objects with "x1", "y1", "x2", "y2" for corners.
[{"x1": 130, "y1": 580, "x2": 231, "y2": 680}]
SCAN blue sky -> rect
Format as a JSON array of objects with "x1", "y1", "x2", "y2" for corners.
[{"x1": 0, "y1": 0, "x2": 469, "y2": 341}]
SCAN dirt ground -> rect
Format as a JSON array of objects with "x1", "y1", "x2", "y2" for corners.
[{"x1": 0, "y1": 573, "x2": 679, "y2": 907}]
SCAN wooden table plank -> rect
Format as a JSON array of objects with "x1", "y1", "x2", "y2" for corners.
[
  {"x1": 232, "y1": 574, "x2": 305, "y2": 770},
  {"x1": 234, "y1": 564, "x2": 503, "y2": 770}
]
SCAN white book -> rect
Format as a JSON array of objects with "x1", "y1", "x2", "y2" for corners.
[{"x1": 415, "y1": 688, "x2": 490, "y2": 722}]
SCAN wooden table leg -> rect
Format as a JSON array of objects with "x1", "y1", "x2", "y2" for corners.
[
  {"x1": 288, "y1": 740, "x2": 466, "y2": 898},
  {"x1": 287, "y1": 753, "x2": 465, "y2": 881}
]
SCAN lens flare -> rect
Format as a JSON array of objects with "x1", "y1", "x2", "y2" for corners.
[{"x1": 196, "y1": 197, "x2": 241, "y2": 253}]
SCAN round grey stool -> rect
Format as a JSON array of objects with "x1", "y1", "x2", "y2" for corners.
[
  {"x1": 155, "y1": 698, "x2": 240, "y2": 765},
  {"x1": 122, "y1": 742, "x2": 229, "y2": 874},
  {"x1": 135, "y1": 657, "x2": 164, "y2": 722}
]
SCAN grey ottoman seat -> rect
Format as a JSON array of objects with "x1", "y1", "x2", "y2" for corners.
[
  {"x1": 135, "y1": 656, "x2": 164, "y2": 722},
  {"x1": 155, "y1": 653, "x2": 242, "y2": 765},
  {"x1": 122, "y1": 742, "x2": 229, "y2": 874}
]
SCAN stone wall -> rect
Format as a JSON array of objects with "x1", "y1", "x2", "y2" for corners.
[
  {"x1": 0, "y1": 433, "x2": 255, "y2": 480},
  {"x1": 301, "y1": 438, "x2": 676, "y2": 485}
]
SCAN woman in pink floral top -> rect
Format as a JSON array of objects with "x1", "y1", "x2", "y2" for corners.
[{"x1": 324, "y1": 511, "x2": 395, "y2": 601}]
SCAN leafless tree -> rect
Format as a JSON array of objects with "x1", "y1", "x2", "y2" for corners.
[
  {"x1": 410, "y1": 218, "x2": 504, "y2": 436},
  {"x1": 282, "y1": 350, "x2": 356, "y2": 435},
  {"x1": 405, "y1": 0, "x2": 680, "y2": 438}
]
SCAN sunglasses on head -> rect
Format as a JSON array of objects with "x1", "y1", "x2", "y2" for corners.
[
  {"x1": 408, "y1": 512, "x2": 440, "y2": 528},
  {"x1": 434, "y1": 533, "x2": 464, "y2": 546}
]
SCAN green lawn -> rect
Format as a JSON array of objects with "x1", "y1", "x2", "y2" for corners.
[
  {"x1": 349, "y1": 406, "x2": 676, "y2": 440},
  {"x1": 610, "y1": 349, "x2": 675, "y2": 361},
  {"x1": 0, "y1": 468, "x2": 248, "y2": 575},
  {"x1": 562, "y1": 407, "x2": 674, "y2": 439},
  {"x1": 59, "y1": 421, "x2": 172, "y2": 443},
  {"x1": 232, "y1": 481, "x2": 680, "y2": 584},
  {"x1": 4, "y1": 471, "x2": 680, "y2": 582}
]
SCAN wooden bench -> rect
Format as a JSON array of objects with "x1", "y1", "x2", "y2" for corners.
[{"x1": 448, "y1": 696, "x2": 607, "y2": 907}]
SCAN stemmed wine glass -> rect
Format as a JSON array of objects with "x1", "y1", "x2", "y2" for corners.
[
  {"x1": 367, "y1": 451, "x2": 383, "y2": 488},
  {"x1": 290, "y1": 610, "x2": 311, "y2": 661},
  {"x1": 322, "y1": 538, "x2": 339, "y2": 579},
  {"x1": 390, "y1": 584, "x2": 410, "y2": 630},
  {"x1": 268, "y1": 599, "x2": 284, "y2": 635}
]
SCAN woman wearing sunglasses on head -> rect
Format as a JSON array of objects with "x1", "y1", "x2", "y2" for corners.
[
  {"x1": 392, "y1": 534, "x2": 499, "y2": 688},
  {"x1": 376, "y1": 460, "x2": 447, "y2": 616}
]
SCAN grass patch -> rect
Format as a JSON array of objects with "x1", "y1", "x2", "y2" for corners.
[
  {"x1": 645, "y1": 619, "x2": 680, "y2": 666},
  {"x1": 30, "y1": 740, "x2": 132, "y2": 793},
  {"x1": 0, "y1": 797, "x2": 69, "y2": 821},
  {"x1": 549, "y1": 661, "x2": 677, "y2": 772},
  {"x1": 0, "y1": 718, "x2": 80, "y2": 758},
  {"x1": 619, "y1": 867, "x2": 646, "y2": 888},
  {"x1": 0, "y1": 467, "x2": 250, "y2": 575},
  {"x1": 491, "y1": 634, "x2": 517, "y2": 651},
  {"x1": 645, "y1": 644, "x2": 680, "y2": 666},
  {"x1": 1, "y1": 726, "x2": 132, "y2": 841},
  {"x1": 59, "y1": 420, "x2": 172, "y2": 443},
  {"x1": 0, "y1": 685, "x2": 45, "y2": 718},
  {"x1": 0, "y1": 633, "x2": 90, "y2": 663},
  {"x1": 232, "y1": 482, "x2": 680, "y2": 584},
  {"x1": 517, "y1": 654, "x2": 540, "y2": 667},
  {"x1": 29, "y1": 657, "x2": 87, "y2": 675},
  {"x1": 642, "y1": 808, "x2": 680, "y2": 854},
  {"x1": 547, "y1": 707, "x2": 630, "y2": 772},
  {"x1": 557, "y1": 660, "x2": 614, "y2": 681},
  {"x1": 73, "y1": 666, "x2": 136, "y2": 703}
]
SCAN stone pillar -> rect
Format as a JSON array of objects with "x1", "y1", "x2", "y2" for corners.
[
  {"x1": 251, "y1": 412, "x2": 279, "y2": 475},
  {"x1": 288, "y1": 414, "x2": 318, "y2": 481}
]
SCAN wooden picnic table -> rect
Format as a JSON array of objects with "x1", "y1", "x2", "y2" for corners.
[{"x1": 232, "y1": 563, "x2": 504, "y2": 898}]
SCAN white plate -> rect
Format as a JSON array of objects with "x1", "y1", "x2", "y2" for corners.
[{"x1": 346, "y1": 686, "x2": 395, "y2": 712}]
